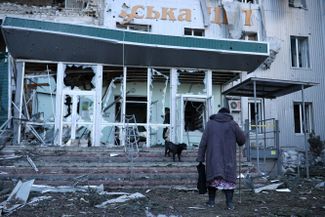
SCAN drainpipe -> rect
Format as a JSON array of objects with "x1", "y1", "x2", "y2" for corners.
[{"x1": 301, "y1": 84, "x2": 309, "y2": 178}]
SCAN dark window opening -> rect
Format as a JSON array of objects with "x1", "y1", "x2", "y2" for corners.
[
  {"x1": 293, "y1": 102, "x2": 313, "y2": 134},
  {"x1": 249, "y1": 101, "x2": 262, "y2": 131},
  {"x1": 241, "y1": 32, "x2": 258, "y2": 41},
  {"x1": 116, "y1": 22, "x2": 151, "y2": 32},
  {"x1": 63, "y1": 66, "x2": 95, "y2": 90},
  {"x1": 293, "y1": 104, "x2": 301, "y2": 133},
  {"x1": 289, "y1": 0, "x2": 307, "y2": 9},
  {"x1": 290, "y1": 36, "x2": 310, "y2": 68},
  {"x1": 65, "y1": 0, "x2": 88, "y2": 10},
  {"x1": 184, "y1": 101, "x2": 205, "y2": 132},
  {"x1": 184, "y1": 28, "x2": 205, "y2": 37},
  {"x1": 1, "y1": 0, "x2": 65, "y2": 7},
  {"x1": 115, "y1": 96, "x2": 147, "y2": 124},
  {"x1": 0, "y1": 19, "x2": 6, "y2": 53},
  {"x1": 238, "y1": 0, "x2": 258, "y2": 3}
]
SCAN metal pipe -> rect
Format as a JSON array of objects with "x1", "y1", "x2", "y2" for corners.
[
  {"x1": 254, "y1": 80, "x2": 260, "y2": 172},
  {"x1": 301, "y1": 85, "x2": 309, "y2": 178}
]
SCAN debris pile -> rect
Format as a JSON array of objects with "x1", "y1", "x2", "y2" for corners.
[{"x1": 281, "y1": 149, "x2": 305, "y2": 175}]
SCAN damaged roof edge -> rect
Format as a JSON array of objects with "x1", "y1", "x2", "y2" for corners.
[{"x1": 1, "y1": 16, "x2": 269, "y2": 71}]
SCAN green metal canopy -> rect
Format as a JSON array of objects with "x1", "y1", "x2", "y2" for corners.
[{"x1": 1, "y1": 16, "x2": 269, "y2": 71}]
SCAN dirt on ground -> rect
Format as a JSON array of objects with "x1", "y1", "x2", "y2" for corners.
[{"x1": 1, "y1": 166, "x2": 325, "y2": 217}]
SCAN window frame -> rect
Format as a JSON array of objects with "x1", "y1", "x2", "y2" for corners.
[
  {"x1": 237, "y1": 0, "x2": 259, "y2": 3},
  {"x1": 290, "y1": 35, "x2": 310, "y2": 69},
  {"x1": 184, "y1": 28, "x2": 205, "y2": 37},
  {"x1": 248, "y1": 99, "x2": 263, "y2": 132},
  {"x1": 293, "y1": 102, "x2": 314, "y2": 134},
  {"x1": 241, "y1": 31, "x2": 258, "y2": 41},
  {"x1": 289, "y1": 0, "x2": 307, "y2": 9},
  {"x1": 116, "y1": 22, "x2": 152, "y2": 32}
]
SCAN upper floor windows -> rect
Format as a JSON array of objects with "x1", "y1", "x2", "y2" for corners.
[
  {"x1": 237, "y1": 0, "x2": 259, "y2": 3},
  {"x1": 290, "y1": 36, "x2": 310, "y2": 68},
  {"x1": 184, "y1": 28, "x2": 205, "y2": 37},
  {"x1": 116, "y1": 22, "x2": 151, "y2": 32},
  {"x1": 240, "y1": 31, "x2": 258, "y2": 41},
  {"x1": 289, "y1": 0, "x2": 307, "y2": 9}
]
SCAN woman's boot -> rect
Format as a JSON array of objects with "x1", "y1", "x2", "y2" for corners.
[
  {"x1": 223, "y1": 190, "x2": 234, "y2": 210},
  {"x1": 206, "y1": 187, "x2": 216, "y2": 207}
]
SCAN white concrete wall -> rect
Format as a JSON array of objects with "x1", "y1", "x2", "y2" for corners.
[{"x1": 245, "y1": 0, "x2": 325, "y2": 148}]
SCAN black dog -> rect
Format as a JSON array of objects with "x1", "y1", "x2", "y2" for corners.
[{"x1": 164, "y1": 141, "x2": 187, "y2": 162}]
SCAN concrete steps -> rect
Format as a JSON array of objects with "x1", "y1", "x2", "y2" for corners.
[{"x1": 0, "y1": 145, "x2": 250, "y2": 189}]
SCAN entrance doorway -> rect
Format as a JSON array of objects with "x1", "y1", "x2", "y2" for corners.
[{"x1": 175, "y1": 95, "x2": 212, "y2": 146}]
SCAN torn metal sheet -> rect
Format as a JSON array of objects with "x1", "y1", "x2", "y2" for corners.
[
  {"x1": 223, "y1": 1, "x2": 243, "y2": 39},
  {"x1": 1, "y1": 179, "x2": 34, "y2": 214},
  {"x1": 172, "y1": 186, "x2": 197, "y2": 191},
  {"x1": 315, "y1": 182, "x2": 325, "y2": 188},
  {"x1": 275, "y1": 188, "x2": 291, "y2": 193},
  {"x1": 254, "y1": 182, "x2": 283, "y2": 193},
  {"x1": 188, "y1": 207, "x2": 206, "y2": 210},
  {"x1": 99, "y1": 191, "x2": 129, "y2": 196},
  {"x1": 199, "y1": 0, "x2": 209, "y2": 27},
  {"x1": 31, "y1": 184, "x2": 104, "y2": 194},
  {"x1": 0, "y1": 154, "x2": 22, "y2": 160},
  {"x1": 260, "y1": 37, "x2": 282, "y2": 70},
  {"x1": 26, "y1": 155, "x2": 39, "y2": 172},
  {"x1": 28, "y1": 196, "x2": 52, "y2": 206},
  {"x1": 95, "y1": 192, "x2": 145, "y2": 208}
]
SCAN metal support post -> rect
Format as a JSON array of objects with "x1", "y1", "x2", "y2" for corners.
[
  {"x1": 301, "y1": 85, "x2": 309, "y2": 178},
  {"x1": 254, "y1": 80, "x2": 260, "y2": 172}
]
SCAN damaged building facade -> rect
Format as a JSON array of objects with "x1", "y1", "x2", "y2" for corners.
[{"x1": 0, "y1": 0, "x2": 324, "y2": 154}]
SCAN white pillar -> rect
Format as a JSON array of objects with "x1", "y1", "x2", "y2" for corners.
[
  {"x1": 170, "y1": 68, "x2": 178, "y2": 143},
  {"x1": 206, "y1": 70, "x2": 213, "y2": 117},
  {"x1": 146, "y1": 67, "x2": 151, "y2": 147},
  {"x1": 121, "y1": 66, "x2": 127, "y2": 146},
  {"x1": 7, "y1": 55, "x2": 13, "y2": 128},
  {"x1": 13, "y1": 61, "x2": 25, "y2": 145},
  {"x1": 93, "y1": 64, "x2": 103, "y2": 146},
  {"x1": 54, "y1": 62, "x2": 65, "y2": 146}
]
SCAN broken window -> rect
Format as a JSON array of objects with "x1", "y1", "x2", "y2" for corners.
[
  {"x1": 103, "y1": 67, "x2": 149, "y2": 146},
  {"x1": 240, "y1": 31, "x2": 258, "y2": 41},
  {"x1": 1, "y1": 0, "x2": 64, "y2": 7},
  {"x1": 184, "y1": 101, "x2": 205, "y2": 132},
  {"x1": 60, "y1": 65, "x2": 96, "y2": 146},
  {"x1": 290, "y1": 36, "x2": 310, "y2": 68},
  {"x1": 116, "y1": 22, "x2": 152, "y2": 32},
  {"x1": 64, "y1": 66, "x2": 95, "y2": 90},
  {"x1": 289, "y1": 0, "x2": 307, "y2": 9},
  {"x1": 294, "y1": 102, "x2": 313, "y2": 134},
  {"x1": 115, "y1": 97, "x2": 147, "y2": 124},
  {"x1": 149, "y1": 69, "x2": 170, "y2": 145},
  {"x1": 184, "y1": 28, "x2": 205, "y2": 37},
  {"x1": 100, "y1": 66, "x2": 123, "y2": 146}
]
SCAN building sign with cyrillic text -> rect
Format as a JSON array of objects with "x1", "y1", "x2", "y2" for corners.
[{"x1": 119, "y1": 5, "x2": 253, "y2": 26}]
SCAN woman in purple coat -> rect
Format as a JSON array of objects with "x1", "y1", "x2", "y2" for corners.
[{"x1": 197, "y1": 107, "x2": 246, "y2": 210}]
